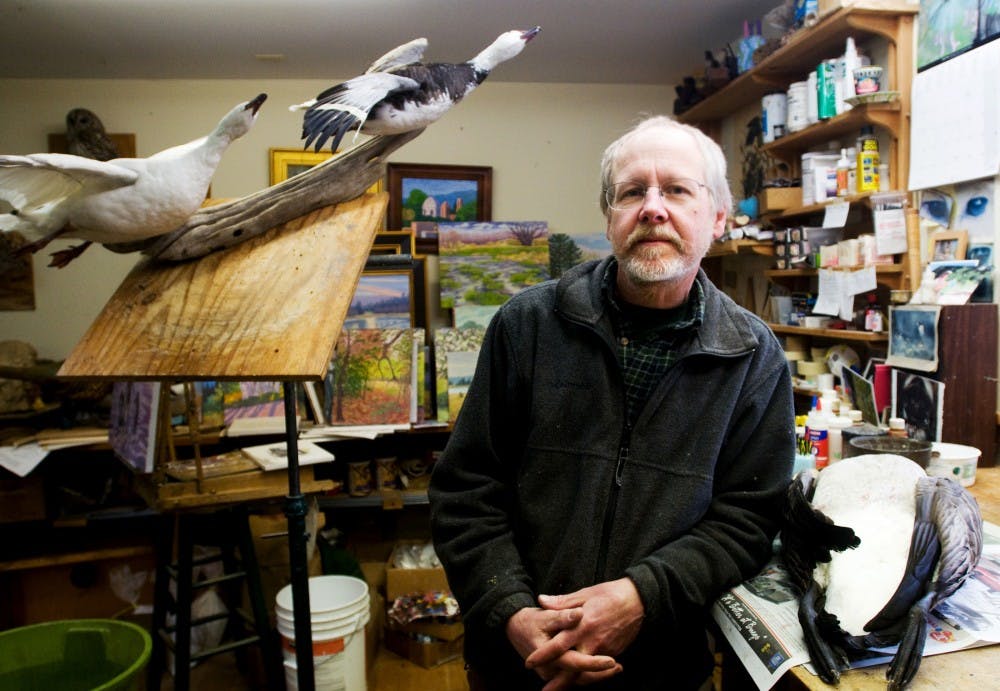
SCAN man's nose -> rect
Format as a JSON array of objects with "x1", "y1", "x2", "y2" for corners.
[{"x1": 638, "y1": 187, "x2": 669, "y2": 224}]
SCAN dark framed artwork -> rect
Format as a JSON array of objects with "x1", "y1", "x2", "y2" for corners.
[
  {"x1": 370, "y1": 230, "x2": 414, "y2": 257},
  {"x1": 0, "y1": 232, "x2": 35, "y2": 311},
  {"x1": 345, "y1": 265, "x2": 427, "y2": 330},
  {"x1": 386, "y1": 163, "x2": 492, "y2": 230}
]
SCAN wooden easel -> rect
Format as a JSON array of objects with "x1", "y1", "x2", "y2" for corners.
[{"x1": 58, "y1": 193, "x2": 388, "y2": 691}]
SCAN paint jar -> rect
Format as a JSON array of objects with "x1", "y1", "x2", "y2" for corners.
[
  {"x1": 853, "y1": 65, "x2": 883, "y2": 95},
  {"x1": 761, "y1": 93, "x2": 788, "y2": 143}
]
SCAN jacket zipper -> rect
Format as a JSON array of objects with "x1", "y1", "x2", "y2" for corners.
[{"x1": 596, "y1": 424, "x2": 630, "y2": 581}]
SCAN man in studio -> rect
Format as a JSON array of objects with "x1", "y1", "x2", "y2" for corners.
[{"x1": 429, "y1": 115, "x2": 795, "y2": 690}]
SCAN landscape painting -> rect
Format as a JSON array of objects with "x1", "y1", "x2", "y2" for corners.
[
  {"x1": 387, "y1": 163, "x2": 491, "y2": 229},
  {"x1": 439, "y1": 221, "x2": 550, "y2": 328},
  {"x1": 433, "y1": 327, "x2": 486, "y2": 421},
  {"x1": 222, "y1": 382, "x2": 285, "y2": 424},
  {"x1": 325, "y1": 328, "x2": 417, "y2": 425},
  {"x1": 345, "y1": 271, "x2": 413, "y2": 329}
]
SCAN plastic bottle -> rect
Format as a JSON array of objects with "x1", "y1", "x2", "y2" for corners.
[
  {"x1": 847, "y1": 146, "x2": 857, "y2": 194},
  {"x1": 864, "y1": 293, "x2": 885, "y2": 332},
  {"x1": 806, "y1": 397, "x2": 830, "y2": 469},
  {"x1": 828, "y1": 415, "x2": 852, "y2": 464},
  {"x1": 842, "y1": 37, "x2": 859, "y2": 103},
  {"x1": 856, "y1": 126, "x2": 880, "y2": 192},
  {"x1": 836, "y1": 148, "x2": 850, "y2": 196}
]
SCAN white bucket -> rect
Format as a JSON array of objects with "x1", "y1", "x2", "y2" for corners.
[
  {"x1": 928, "y1": 442, "x2": 981, "y2": 487},
  {"x1": 277, "y1": 575, "x2": 370, "y2": 691}
]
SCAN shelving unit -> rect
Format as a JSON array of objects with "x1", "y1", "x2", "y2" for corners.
[
  {"x1": 679, "y1": 1, "x2": 917, "y2": 193},
  {"x1": 691, "y1": 1, "x2": 920, "y2": 356}
]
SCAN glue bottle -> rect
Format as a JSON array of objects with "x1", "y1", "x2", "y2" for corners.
[{"x1": 806, "y1": 396, "x2": 830, "y2": 469}]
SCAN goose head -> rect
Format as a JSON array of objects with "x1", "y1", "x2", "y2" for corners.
[
  {"x1": 215, "y1": 93, "x2": 267, "y2": 141},
  {"x1": 471, "y1": 26, "x2": 540, "y2": 72}
]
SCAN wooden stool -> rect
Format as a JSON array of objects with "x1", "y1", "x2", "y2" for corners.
[{"x1": 147, "y1": 504, "x2": 282, "y2": 691}]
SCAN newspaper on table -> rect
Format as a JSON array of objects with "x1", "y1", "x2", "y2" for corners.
[{"x1": 712, "y1": 521, "x2": 1000, "y2": 690}]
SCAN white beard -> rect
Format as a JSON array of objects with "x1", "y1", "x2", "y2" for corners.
[{"x1": 617, "y1": 225, "x2": 706, "y2": 284}]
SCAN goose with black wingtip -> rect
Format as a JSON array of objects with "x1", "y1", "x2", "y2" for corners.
[{"x1": 291, "y1": 26, "x2": 540, "y2": 153}]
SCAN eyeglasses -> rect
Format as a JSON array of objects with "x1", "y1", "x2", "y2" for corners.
[{"x1": 604, "y1": 179, "x2": 707, "y2": 211}]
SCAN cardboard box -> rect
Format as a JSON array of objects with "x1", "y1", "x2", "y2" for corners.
[
  {"x1": 383, "y1": 626, "x2": 464, "y2": 669},
  {"x1": 758, "y1": 187, "x2": 802, "y2": 214},
  {"x1": 385, "y1": 541, "x2": 450, "y2": 601}
]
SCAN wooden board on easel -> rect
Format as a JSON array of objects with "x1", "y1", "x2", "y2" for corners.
[{"x1": 58, "y1": 193, "x2": 387, "y2": 381}]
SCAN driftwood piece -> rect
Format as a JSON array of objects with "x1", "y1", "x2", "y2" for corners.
[{"x1": 110, "y1": 129, "x2": 423, "y2": 262}]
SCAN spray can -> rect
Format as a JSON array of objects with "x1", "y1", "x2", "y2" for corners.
[{"x1": 856, "y1": 126, "x2": 880, "y2": 192}]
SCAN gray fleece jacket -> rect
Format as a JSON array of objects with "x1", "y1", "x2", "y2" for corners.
[{"x1": 429, "y1": 257, "x2": 794, "y2": 689}]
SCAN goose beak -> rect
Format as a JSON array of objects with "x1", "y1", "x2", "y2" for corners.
[
  {"x1": 521, "y1": 26, "x2": 541, "y2": 42},
  {"x1": 245, "y1": 93, "x2": 268, "y2": 115}
]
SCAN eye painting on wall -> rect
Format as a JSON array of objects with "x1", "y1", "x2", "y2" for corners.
[{"x1": 919, "y1": 178, "x2": 995, "y2": 243}]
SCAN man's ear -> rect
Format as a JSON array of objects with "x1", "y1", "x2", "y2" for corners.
[{"x1": 712, "y1": 209, "x2": 727, "y2": 240}]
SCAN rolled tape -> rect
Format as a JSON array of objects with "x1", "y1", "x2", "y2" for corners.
[{"x1": 796, "y1": 360, "x2": 828, "y2": 376}]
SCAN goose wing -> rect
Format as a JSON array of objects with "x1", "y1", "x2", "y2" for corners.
[
  {"x1": 866, "y1": 477, "x2": 983, "y2": 690},
  {"x1": 294, "y1": 72, "x2": 420, "y2": 152},
  {"x1": 366, "y1": 37, "x2": 428, "y2": 73},
  {"x1": 0, "y1": 154, "x2": 137, "y2": 235}
]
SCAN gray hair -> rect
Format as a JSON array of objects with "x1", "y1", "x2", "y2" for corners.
[{"x1": 598, "y1": 115, "x2": 732, "y2": 218}]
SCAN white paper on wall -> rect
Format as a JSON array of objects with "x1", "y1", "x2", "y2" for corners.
[{"x1": 909, "y1": 39, "x2": 1000, "y2": 190}]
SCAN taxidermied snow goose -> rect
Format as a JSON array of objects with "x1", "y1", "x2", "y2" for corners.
[
  {"x1": 0, "y1": 93, "x2": 267, "y2": 267},
  {"x1": 781, "y1": 454, "x2": 983, "y2": 689},
  {"x1": 290, "y1": 26, "x2": 540, "y2": 152}
]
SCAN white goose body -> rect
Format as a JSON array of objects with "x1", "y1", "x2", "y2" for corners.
[
  {"x1": 810, "y1": 456, "x2": 927, "y2": 635},
  {"x1": 0, "y1": 93, "x2": 266, "y2": 262},
  {"x1": 291, "y1": 27, "x2": 540, "y2": 152}
]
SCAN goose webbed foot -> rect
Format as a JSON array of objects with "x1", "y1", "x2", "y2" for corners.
[
  {"x1": 799, "y1": 582, "x2": 848, "y2": 685},
  {"x1": 886, "y1": 596, "x2": 931, "y2": 691},
  {"x1": 48, "y1": 241, "x2": 92, "y2": 268}
]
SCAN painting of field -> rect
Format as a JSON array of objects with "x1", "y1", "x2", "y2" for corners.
[
  {"x1": 325, "y1": 328, "x2": 416, "y2": 425},
  {"x1": 433, "y1": 327, "x2": 485, "y2": 421},
  {"x1": 438, "y1": 221, "x2": 550, "y2": 326}
]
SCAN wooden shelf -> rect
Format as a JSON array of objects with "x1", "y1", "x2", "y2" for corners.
[
  {"x1": 704, "y1": 239, "x2": 774, "y2": 258},
  {"x1": 768, "y1": 322, "x2": 887, "y2": 342},
  {"x1": 762, "y1": 102, "x2": 902, "y2": 161},
  {"x1": 677, "y1": 2, "x2": 918, "y2": 124},
  {"x1": 765, "y1": 264, "x2": 903, "y2": 278}
]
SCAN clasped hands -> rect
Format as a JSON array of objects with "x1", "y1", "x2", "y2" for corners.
[{"x1": 505, "y1": 577, "x2": 644, "y2": 690}]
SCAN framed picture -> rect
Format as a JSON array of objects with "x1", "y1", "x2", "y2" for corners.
[
  {"x1": 386, "y1": 163, "x2": 492, "y2": 230},
  {"x1": 0, "y1": 231, "x2": 35, "y2": 311},
  {"x1": 886, "y1": 304, "x2": 942, "y2": 372},
  {"x1": 269, "y1": 148, "x2": 331, "y2": 185},
  {"x1": 346, "y1": 265, "x2": 427, "y2": 330},
  {"x1": 918, "y1": 0, "x2": 1000, "y2": 70},
  {"x1": 928, "y1": 230, "x2": 968, "y2": 262},
  {"x1": 370, "y1": 230, "x2": 414, "y2": 257}
]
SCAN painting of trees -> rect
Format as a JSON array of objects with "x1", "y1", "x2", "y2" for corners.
[{"x1": 325, "y1": 329, "x2": 416, "y2": 424}]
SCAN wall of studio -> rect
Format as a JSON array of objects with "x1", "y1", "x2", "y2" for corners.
[{"x1": 0, "y1": 78, "x2": 680, "y2": 359}]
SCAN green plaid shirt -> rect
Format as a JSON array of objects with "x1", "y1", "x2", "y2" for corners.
[{"x1": 602, "y1": 261, "x2": 705, "y2": 425}]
